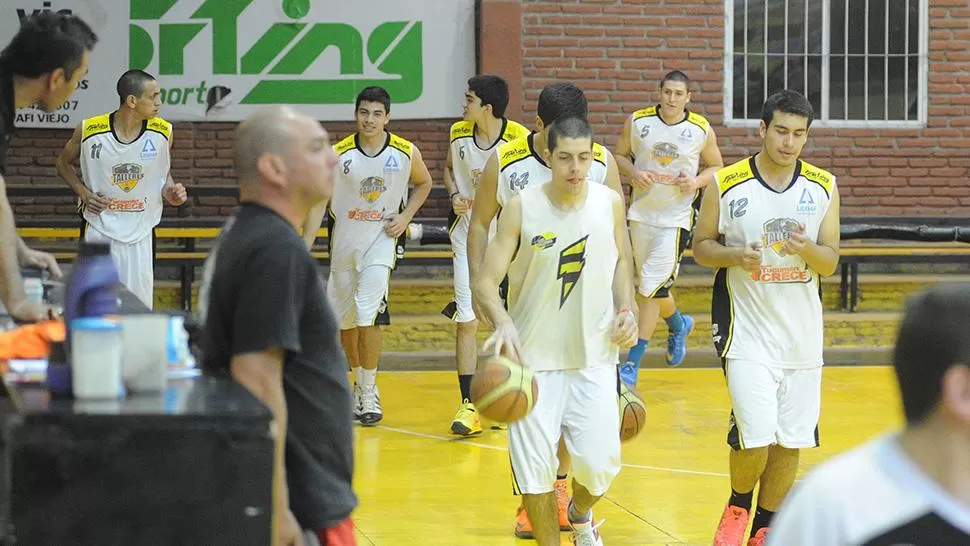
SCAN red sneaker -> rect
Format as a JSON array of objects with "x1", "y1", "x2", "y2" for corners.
[{"x1": 713, "y1": 504, "x2": 750, "y2": 546}]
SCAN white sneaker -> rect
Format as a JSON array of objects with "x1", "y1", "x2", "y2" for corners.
[
  {"x1": 570, "y1": 517, "x2": 605, "y2": 546},
  {"x1": 359, "y1": 384, "x2": 383, "y2": 426},
  {"x1": 352, "y1": 383, "x2": 363, "y2": 421}
]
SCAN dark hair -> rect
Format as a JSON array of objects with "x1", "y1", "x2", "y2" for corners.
[
  {"x1": 547, "y1": 116, "x2": 594, "y2": 152},
  {"x1": 0, "y1": 12, "x2": 97, "y2": 80},
  {"x1": 355, "y1": 86, "x2": 391, "y2": 113},
  {"x1": 761, "y1": 89, "x2": 814, "y2": 128},
  {"x1": 536, "y1": 83, "x2": 588, "y2": 126},
  {"x1": 467, "y1": 75, "x2": 510, "y2": 119},
  {"x1": 661, "y1": 70, "x2": 691, "y2": 90},
  {"x1": 893, "y1": 283, "x2": 970, "y2": 424},
  {"x1": 117, "y1": 69, "x2": 156, "y2": 105}
]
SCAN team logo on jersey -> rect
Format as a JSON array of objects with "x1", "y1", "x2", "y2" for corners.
[
  {"x1": 679, "y1": 127, "x2": 693, "y2": 141},
  {"x1": 359, "y1": 176, "x2": 387, "y2": 204},
  {"x1": 509, "y1": 171, "x2": 529, "y2": 191},
  {"x1": 797, "y1": 188, "x2": 817, "y2": 214},
  {"x1": 140, "y1": 139, "x2": 158, "y2": 160},
  {"x1": 557, "y1": 235, "x2": 589, "y2": 308},
  {"x1": 531, "y1": 232, "x2": 557, "y2": 250},
  {"x1": 651, "y1": 142, "x2": 679, "y2": 167},
  {"x1": 762, "y1": 217, "x2": 801, "y2": 257},
  {"x1": 384, "y1": 155, "x2": 401, "y2": 173},
  {"x1": 111, "y1": 163, "x2": 145, "y2": 193},
  {"x1": 471, "y1": 168, "x2": 483, "y2": 187}
]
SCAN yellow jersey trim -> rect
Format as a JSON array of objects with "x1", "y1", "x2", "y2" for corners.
[
  {"x1": 146, "y1": 117, "x2": 171, "y2": 140},
  {"x1": 334, "y1": 134, "x2": 356, "y2": 156},
  {"x1": 81, "y1": 114, "x2": 112, "y2": 142},
  {"x1": 686, "y1": 111, "x2": 709, "y2": 134},
  {"x1": 498, "y1": 136, "x2": 531, "y2": 172},
  {"x1": 592, "y1": 143, "x2": 607, "y2": 166},
  {"x1": 503, "y1": 120, "x2": 531, "y2": 142},
  {"x1": 632, "y1": 106, "x2": 657, "y2": 122},
  {"x1": 388, "y1": 133, "x2": 413, "y2": 157},
  {"x1": 799, "y1": 161, "x2": 835, "y2": 198},
  {"x1": 716, "y1": 158, "x2": 756, "y2": 196},
  {"x1": 449, "y1": 121, "x2": 474, "y2": 143}
]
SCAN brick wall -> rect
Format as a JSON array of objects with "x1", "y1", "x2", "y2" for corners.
[{"x1": 6, "y1": 0, "x2": 969, "y2": 223}]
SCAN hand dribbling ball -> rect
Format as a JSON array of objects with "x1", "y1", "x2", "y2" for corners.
[
  {"x1": 618, "y1": 380, "x2": 647, "y2": 442},
  {"x1": 470, "y1": 355, "x2": 538, "y2": 424}
]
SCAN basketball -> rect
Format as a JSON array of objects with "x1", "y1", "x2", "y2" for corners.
[
  {"x1": 618, "y1": 381, "x2": 647, "y2": 442},
  {"x1": 470, "y1": 355, "x2": 538, "y2": 424}
]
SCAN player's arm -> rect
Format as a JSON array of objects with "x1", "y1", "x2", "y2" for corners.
[
  {"x1": 472, "y1": 194, "x2": 521, "y2": 328},
  {"x1": 694, "y1": 127, "x2": 724, "y2": 189},
  {"x1": 467, "y1": 152, "x2": 501, "y2": 284},
  {"x1": 610, "y1": 192, "x2": 636, "y2": 317},
  {"x1": 162, "y1": 132, "x2": 187, "y2": 206},
  {"x1": 404, "y1": 145, "x2": 433, "y2": 218},
  {"x1": 792, "y1": 185, "x2": 841, "y2": 277},
  {"x1": 443, "y1": 145, "x2": 458, "y2": 197},
  {"x1": 612, "y1": 115, "x2": 638, "y2": 180},
  {"x1": 692, "y1": 179, "x2": 744, "y2": 268},
  {"x1": 55, "y1": 123, "x2": 108, "y2": 213},
  {"x1": 604, "y1": 149, "x2": 635, "y2": 281},
  {"x1": 0, "y1": 175, "x2": 58, "y2": 320},
  {"x1": 302, "y1": 199, "x2": 329, "y2": 250}
]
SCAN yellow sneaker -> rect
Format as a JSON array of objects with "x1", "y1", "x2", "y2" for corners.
[
  {"x1": 450, "y1": 399, "x2": 482, "y2": 436},
  {"x1": 555, "y1": 478, "x2": 571, "y2": 531}
]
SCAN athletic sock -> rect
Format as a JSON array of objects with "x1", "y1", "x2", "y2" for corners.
[
  {"x1": 353, "y1": 366, "x2": 363, "y2": 386},
  {"x1": 625, "y1": 338, "x2": 649, "y2": 366},
  {"x1": 751, "y1": 506, "x2": 775, "y2": 532},
  {"x1": 360, "y1": 367, "x2": 377, "y2": 388},
  {"x1": 665, "y1": 310, "x2": 685, "y2": 333},
  {"x1": 458, "y1": 374, "x2": 473, "y2": 403},
  {"x1": 567, "y1": 501, "x2": 591, "y2": 524},
  {"x1": 728, "y1": 489, "x2": 754, "y2": 511}
]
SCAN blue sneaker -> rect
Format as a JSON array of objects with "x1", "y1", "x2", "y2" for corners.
[
  {"x1": 665, "y1": 314, "x2": 694, "y2": 366},
  {"x1": 618, "y1": 361, "x2": 639, "y2": 386}
]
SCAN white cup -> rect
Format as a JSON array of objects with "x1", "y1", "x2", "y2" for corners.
[
  {"x1": 70, "y1": 317, "x2": 124, "y2": 399},
  {"x1": 119, "y1": 314, "x2": 170, "y2": 392}
]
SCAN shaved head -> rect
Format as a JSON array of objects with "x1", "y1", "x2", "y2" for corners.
[{"x1": 233, "y1": 105, "x2": 301, "y2": 184}]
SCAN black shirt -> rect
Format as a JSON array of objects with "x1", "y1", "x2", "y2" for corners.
[
  {"x1": 0, "y1": 60, "x2": 14, "y2": 174},
  {"x1": 199, "y1": 203, "x2": 357, "y2": 529}
]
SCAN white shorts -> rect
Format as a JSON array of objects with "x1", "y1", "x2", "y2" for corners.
[
  {"x1": 725, "y1": 359, "x2": 822, "y2": 450},
  {"x1": 83, "y1": 224, "x2": 154, "y2": 309},
  {"x1": 327, "y1": 265, "x2": 391, "y2": 330},
  {"x1": 509, "y1": 365, "x2": 621, "y2": 497},
  {"x1": 442, "y1": 217, "x2": 475, "y2": 323},
  {"x1": 630, "y1": 221, "x2": 691, "y2": 298}
]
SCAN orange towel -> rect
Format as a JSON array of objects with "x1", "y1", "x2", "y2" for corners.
[{"x1": 0, "y1": 320, "x2": 66, "y2": 360}]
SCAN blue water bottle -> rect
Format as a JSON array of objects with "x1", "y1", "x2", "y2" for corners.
[{"x1": 56, "y1": 242, "x2": 120, "y2": 395}]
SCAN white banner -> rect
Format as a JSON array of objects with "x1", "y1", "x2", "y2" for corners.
[{"x1": 1, "y1": 0, "x2": 476, "y2": 128}]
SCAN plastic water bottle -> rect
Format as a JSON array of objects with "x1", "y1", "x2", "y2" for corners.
[{"x1": 63, "y1": 242, "x2": 120, "y2": 357}]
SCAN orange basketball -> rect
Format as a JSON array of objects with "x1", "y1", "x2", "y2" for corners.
[
  {"x1": 618, "y1": 381, "x2": 647, "y2": 442},
  {"x1": 470, "y1": 355, "x2": 538, "y2": 424}
]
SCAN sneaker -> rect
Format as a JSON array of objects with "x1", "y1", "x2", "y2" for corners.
[
  {"x1": 569, "y1": 517, "x2": 605, "y2": 546},
  {"x1": 513, "y1": 504, "x2": 533, "y2": 539},
  {"x1": 554, "y1": 478, "x2": 571, "y2": 531},
  {"x1": 713, "y1": 504, "x2": 750, "y2": 546},
  {"x1": 352, "y1": 383, "x2": 363, "y2": 421},
  {"x1": 359, "y1": 384, "x2": 383, "y2": 426},
  {"x1": 747, "y1": 528, "x2": 768, "y2": 546},
  {"x1": 450, "y1": 399, "x2": 482, "y2": 436},
  {"x1": 666, "y1": 314, "x2": 694, "y2": 366},
  {"x1": 618, "y1": 361, "x2": 639, "y2": 386}
]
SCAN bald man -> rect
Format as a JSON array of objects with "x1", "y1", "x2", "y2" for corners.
[{"x1": 199, "y1": 106, "x2": 358, "y2": 546}]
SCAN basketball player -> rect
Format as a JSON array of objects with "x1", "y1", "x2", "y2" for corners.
[
  {"x1": 693, "y1": 90, "x2": 840, "y2": 546},
  {"x1": 474, "y1": 117, "x2": 637, "y2": 546},
  {"x1": 302, "y1": 86, "x2": 432, "y2": 426},
  {"x1": 767, "y1": 283, "x2": 970, "y2": 545},
  {"x1": 56, "y1": 69, "x2": 187, "y2": 309},
  {"x1": 199, "y1": 105, "x2": 357, "y2": 546},
  {"x1": 614, "y1": 70, "x2": 723, "y2": 380},
  {"x1": 443, "y1": 75, "x2": 530, "y2": 437},
  {"x1": 0, "y1": 12, "x2": 97, "y2": 322},
  {"x1": 468, "y1": 82, "x2": 627, "y2": 538}
]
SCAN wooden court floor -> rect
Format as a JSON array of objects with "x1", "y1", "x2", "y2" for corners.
[{"x1": 348, "y1": 367, "x2": 902, "y2": 545}]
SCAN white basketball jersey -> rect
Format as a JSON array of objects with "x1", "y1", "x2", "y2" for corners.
[
  {"x1": 448, "y1": 118, "x2": 529, "y2": 235},
  {"x1": 507, "y1": 183, "x2": 619, "y2": 372},
  {"x1": 79, "y1": 113, "x2": 171, "y2": 243},
  {"x1": 496, "y1": 133, "x2": 611, "y2": 208},
  {"x1": 328, "y1": 132, "x2": 413, "y2": 272},
  {"x1": 711, "y1": 157, "x2": 836, "y2": 368},
  {"x1": 627, "y1": 106, "x2": 711, "y2": 230}
]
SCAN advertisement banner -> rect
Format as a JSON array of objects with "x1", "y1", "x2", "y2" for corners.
[{"x1": 1, "y1": 0, "x2": 476, "y2": 128}]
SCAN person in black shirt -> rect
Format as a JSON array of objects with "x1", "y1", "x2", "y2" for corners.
[
  {"x1": 0, "y1": 12, "x2": 98, "y2": 321},
  {"x1": 198, "y1": 105, "x2": 357, "y2": 546}
]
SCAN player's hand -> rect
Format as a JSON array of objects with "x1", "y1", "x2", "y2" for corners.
[
  {"x1": 383, "y1": 213, "x2": 411, "y2": 239},
  {"x1": 783, "y1": 223, "x2": 809, "y2": 256},
  {"x1": 277, "y1": 509, "x2": 304, "y2": 546},
  {"x1": 610, "y1": 308, "x2": 638, "y2": 348},
  {"x1": 482, "y1": 318, "x2": 524, "y2": 364},
  {"x1": 632, "y1": 170, "x2": 654, "y2": 191},
  {"x1": 739, "y1": 241, "x2": 763, "y2": 275},
  {"x1": 452, "y1": 194, "x2": 473, "y2": 215},
  {"x1": 8, "y1": 300, "x2": 59, "y2": 323},
  {"x1": 472, "y1": 298, "x2": 493, "y2": 330},
  {"x1": 676, "y1": 171, "x2": 699, "y2": 195},
  {"x1": 83, "y1": 190, "x2": 110, "y2": 214},
  {"x1": 164, "y1": 183, "x2": 188, "y2": 206},
  {"x1": 19, "y1": 247, "x2": 63, "y2": 279}
]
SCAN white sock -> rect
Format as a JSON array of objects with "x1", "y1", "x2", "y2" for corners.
[
  {"x1": 361, "y1": 367, "x2": 378, "y2": 388},
  {"x1": 353, "y1": 367, "x2": 363, "y2": 386}
]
